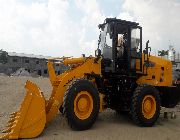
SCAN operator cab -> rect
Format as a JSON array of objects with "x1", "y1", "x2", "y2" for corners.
[{"x1": 97, "y1": 18, "x2": 142, "y2": 76}]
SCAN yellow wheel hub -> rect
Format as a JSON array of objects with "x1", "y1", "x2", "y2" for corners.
[
  {"x1": 74, "y1": 91, "x2": 93, "y2": 120},
  {"x1": 142, "y1": 95, "x2": 156, "y2": 119},
  {"x1": 78, "y1": 98, "x2": 88, "y2": 111}
]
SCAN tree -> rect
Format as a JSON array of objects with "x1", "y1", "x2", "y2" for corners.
[
  {"x1": 158, "y1": 50, "x2": 168, "y2": 56},
  {"x1": 0, "y1": 49, "x2": 8, "y2": 64}
]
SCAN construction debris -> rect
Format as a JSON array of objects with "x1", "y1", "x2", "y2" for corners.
[{"x1": 11, "y1": 68, "x2": 31, "y2": 77}]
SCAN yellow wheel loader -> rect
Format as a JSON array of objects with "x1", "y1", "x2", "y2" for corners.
[{"x1": 1, "y1": 18, "x2": 180, "y2": 139}]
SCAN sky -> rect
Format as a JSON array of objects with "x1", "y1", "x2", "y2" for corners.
[{"x1": 0, "y1": 0, "x2": 180, "y2": 57}]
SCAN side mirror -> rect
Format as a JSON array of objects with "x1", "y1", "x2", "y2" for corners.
[
  {"x1": 144, "y1": 40, "x2": 151, "y2": 55},
  {"x1": 146, "y1": 40, "x2": 149, "y2": 48},
  {"x1": 81, "y1": 54, "x2": 85, "y2": 57},
  {"x1": 95, "y1": 49, "x2": 101, "y2": 57}
]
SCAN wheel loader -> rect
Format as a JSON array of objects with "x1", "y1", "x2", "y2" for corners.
[{"x1": 0, "y1": 18, "x2": 180, "y2": 139}]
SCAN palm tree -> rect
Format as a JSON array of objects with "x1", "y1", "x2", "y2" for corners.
[
  {"x1": 0, "y1": 49, "x2": 8, "y2": 64},
  {"x1": 158, "y1": 50, "x2": 168, "y2": 57}
]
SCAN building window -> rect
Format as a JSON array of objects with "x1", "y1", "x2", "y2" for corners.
[
  {"x1": 36, "y1": 61, "x2": 39, "y2": 64},
  {"x1": 44, "y1": 69, "x2": 47, "y2": 74},
  {"x1": 13, "y1": 59, "x2": 18, "y2": 62},
  {"x1": 25, "y1": 59, "x2": 29, "y2": 63},
  {"x1": 38, "y1": 70, "x2": 41, "y2": 76},
  {"x1": 25, "y1": 69, "x2": 30, "y2": 73}
]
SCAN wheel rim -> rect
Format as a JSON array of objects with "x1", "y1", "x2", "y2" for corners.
[
  {"x1": 142, "y1": 95, "x2": 156, "y2": 119},
  {"x1": 74, "y1": 91, "x2": 93, "y2": 120}
]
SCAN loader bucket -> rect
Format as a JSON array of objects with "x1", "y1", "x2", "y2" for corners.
[{"x1": 0, "y1": 81, "x2": 46, "y2": 139}]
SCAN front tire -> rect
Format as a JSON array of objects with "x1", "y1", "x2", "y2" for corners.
[
  {"x1": 130, "y1": 84, "x2": 161, "y2": 127},
  {"x1": 63, "y1": 79, "x2": 100, "y2": 130}
]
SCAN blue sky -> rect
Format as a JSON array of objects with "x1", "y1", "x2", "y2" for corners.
[
  {"x1": 24, "y1": 0, "x2": 123, "y2": 15},
  {"x1": 0, "y1": 0, "x2": 179, "y2": 57},
  {"x1": 98, "y1": 0, "x2": 124, "y2": 16},
  {"x1": 24, "y1": 0, "x2": 124, "y2": 24}
]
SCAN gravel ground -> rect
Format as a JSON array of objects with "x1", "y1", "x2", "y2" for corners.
[{"x1": 0, "y1": 75, "x2": 179, "y2": 140}]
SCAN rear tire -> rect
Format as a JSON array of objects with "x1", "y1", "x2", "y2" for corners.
[
  {"x1": 63, "y1": 79, "x2": 100, "y2": 130},
  {"x1": 130, "y1": 84, "x2": 161, "y2": 127}
]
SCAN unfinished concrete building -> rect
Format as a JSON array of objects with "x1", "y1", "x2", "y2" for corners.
[{"x1": 0, "y1": 52, "x2": 68, "y2": 76}]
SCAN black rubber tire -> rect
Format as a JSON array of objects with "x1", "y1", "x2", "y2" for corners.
[
  {"x1": 115, "y1": 110, "x2": 129, "y2": 115},
  {"x1": 130, "y1": 84, "x2": 161, "y2": 127},
  {"x1": 63, "y1": 78, "x2": 100, "y2": 130},
  {"x1": 59, "y1": 105, "x2": 63, "y2": 114}
]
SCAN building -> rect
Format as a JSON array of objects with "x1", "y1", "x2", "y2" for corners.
[
  {"x1": 0, "y1": 52, "x2": 68, "y2": 76},
  {"x1": 168, "y1": 45, "x2": 176, "y2": 62},
  {"x1": 175, "y1": 53, "x2": 180, "y2": 63}
]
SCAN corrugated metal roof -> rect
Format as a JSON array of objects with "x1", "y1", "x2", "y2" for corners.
[{"x1": 8, "y1": 52, "x2": 52, "y2": 59}]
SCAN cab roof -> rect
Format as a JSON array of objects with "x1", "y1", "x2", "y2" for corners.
[{"x1": 98, "y1": 18, "x2": 139, "y2": 29}]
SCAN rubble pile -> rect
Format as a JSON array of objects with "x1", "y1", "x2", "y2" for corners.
[{"x1": 11, "y1": 68, "x2": 31, "y2": 77}]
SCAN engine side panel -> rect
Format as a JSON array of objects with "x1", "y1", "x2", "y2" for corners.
[{"x1": 137, "y1": 55, "x2": 172, "y2": 87}]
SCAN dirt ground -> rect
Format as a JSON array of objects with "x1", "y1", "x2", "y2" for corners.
[{"x1": 0, "y1": 75, "x2": 179, "y2": 140}]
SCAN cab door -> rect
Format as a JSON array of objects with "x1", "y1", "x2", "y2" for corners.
[{"x1": 130, "y1": 26, "x2": 142, "y2": 73}]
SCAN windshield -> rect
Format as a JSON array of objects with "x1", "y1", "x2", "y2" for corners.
[
  {"x1": 99, "y1": 24, "x2": 112, "y2": 59},
  {"x1": 131, "y1": 28, "x2": 140, "y2": 52}
]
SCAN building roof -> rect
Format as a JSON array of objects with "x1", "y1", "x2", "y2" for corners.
[{"x1": 8, "y1": 52, "x2": 53, "y2": 59}]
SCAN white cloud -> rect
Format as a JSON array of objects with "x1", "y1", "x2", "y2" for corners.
[
  {"x1": 0, "y1": 0, "x2": 90, "y2": 57},
  {"x1": 74, "y1": 0, "x2": 105, "y2": 56},
  {"x1": 0, "y1": 0, "x2": 179, "y2": 57},
  {"x1": 0, "y1": 0, "x2": 108, "y2": 57},
  {"x1": 118, "y1": 12, "x2": 134, "y2": 21},
  {"x1": 75, "y1": 0, "x2": 104, "y2": 27},
  {"x1": 119, "y1": 0, "x2": 180, "y2": 53}
]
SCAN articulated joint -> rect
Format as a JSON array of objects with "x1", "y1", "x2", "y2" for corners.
[{"x1": 99, "y1": 93, "x2": 106, "y2": 112}]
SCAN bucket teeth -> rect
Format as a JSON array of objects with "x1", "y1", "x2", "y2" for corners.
[
  {"x1": 9, "y1": 116, "x2": 17, "y2": 120},
  {"x1": 8, "y1": 118, "x2": 15, "y2": 123},
  {"x1": 0, "y1": 81, "x2": 47, "y2": 139},
  {"x1": 1, "y1": 127, "x2": 11, "y2": 133},
  {"x1": 10, "y1": 112, "x2": 19, "y2": 118},
  {"x1": 6, "y1": 122, "x2": 14, "y2": 128},
  {"x1": 6, "y1": 122, "x2": 15, "y2": 128},
  {"x1": 9, "y1": 115, "x2": 15, "y2": 119},
  {"x1": 1, "y1": 115, "x2": 18, "y2": 134},
  {"x1": 0, "y1": 134, "x2": 9, "y2": 139},
  {"x1": 10, "y1": 113, "x2": 18, "y2": 117},
  {"x1": 10, "y1": 112, "x2": 17, "y2": 116}
]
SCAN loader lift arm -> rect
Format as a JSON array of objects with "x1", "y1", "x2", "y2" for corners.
[{"x1": 0, "y1": 57, "x2": 102, "y2": 139}]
